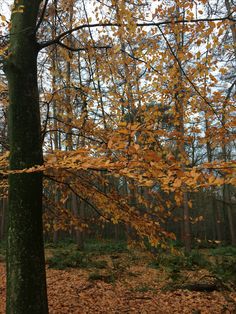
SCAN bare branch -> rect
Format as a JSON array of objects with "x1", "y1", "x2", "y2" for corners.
[
  {"x1": 39, "y1": 15, "x2": 236, "y2": 49},
  {"x1": 57, "y1": 40, "x2": 112, "y2": 51},
  {"x1": 35, "y1": 0, "x2": 50, "y2": 33}
]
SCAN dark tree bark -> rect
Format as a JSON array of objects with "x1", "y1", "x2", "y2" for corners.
[
  {"x1": 4, "y1": 0, "x2": 48, "y2": 313},
  {"x1": 0, "y1": 197, "x2": 7, "y2": 240}
]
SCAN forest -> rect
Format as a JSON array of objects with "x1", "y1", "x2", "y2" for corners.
[{"x1": 0, "y1": 0, "x2": 236, "y2": 313}]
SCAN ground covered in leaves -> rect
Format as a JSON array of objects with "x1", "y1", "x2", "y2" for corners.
[{"x1": 1, "y1": 242, "x2": 236, "y2": 313}]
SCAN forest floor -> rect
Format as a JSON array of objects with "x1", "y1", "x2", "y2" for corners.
[{"x1": 0, "y1": 241, "x2": 236, "y2": 313}]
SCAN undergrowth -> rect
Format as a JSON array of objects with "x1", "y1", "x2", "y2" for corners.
[
  {"x1": 149, "y1": 250, "x2": 209, "y2": 271},
  {"x1": 47, "y1": 250, "x2": 109, "y2": 270}
]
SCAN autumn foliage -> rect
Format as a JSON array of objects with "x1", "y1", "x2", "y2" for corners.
[{"x1": 0, "y1": 0, "x2": 235, "y2": 248}]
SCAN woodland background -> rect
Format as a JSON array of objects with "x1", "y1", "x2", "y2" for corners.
[
  {"x1": 0, "y1": 0, "x2": 236, "y2": 312},
  {"x1": 0, "y1": 0, "x2": 235, "y2": 249}
]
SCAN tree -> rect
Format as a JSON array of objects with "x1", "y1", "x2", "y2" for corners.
[
  {"x1": 3, "y1": 0, "x2": 48, "y2": 312},
  {"x1": 1, "y1": 0, "x2": 236, "y2": 311}
]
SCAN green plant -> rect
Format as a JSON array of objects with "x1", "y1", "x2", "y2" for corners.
[
  {"x1": 132, "y1": 284, "x2": 156, "y2": 293},
  {"x1": 186, "y1": 251, "x2": 209, "y2": 269},
  {"x1": 45, "y1": 239, "x2": 76, "y2": 250},
  {"x1": 47, "y1": 248, "x2": 110, "y2": 270},
  {"x1": 0, "y1": 240, "x2": 6, "y2": 253},
  {"x1": 211, "y1": 257, "x2": 236, "y2": 284},
  {"x1": 0, "y1": 240, "x2": 5, "y2": 261},
  {"x1": 88, "y1": 272, "x2": 115, "y2": 283},
  {"x1": 210, "y1": 246, "x2": 236, "y2": 257},
  {"x1": 85, "y1": 239, "x2": 128, "y2": 255},
  {"x1": 89, "y1": 260, "x2": 108, "y2": 269},
  {"x1": 47, "y1": 250, "x2": 88, "y2": 270},
  {"x1": 149, "y1": 251, "x2": 208, "y2": 272}
]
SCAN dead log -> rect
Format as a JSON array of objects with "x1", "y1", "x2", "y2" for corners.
[{"x1": 173, "y1": 282, "x2": 218, "y2": 292}]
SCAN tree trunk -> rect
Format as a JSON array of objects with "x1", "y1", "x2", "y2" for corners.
[
  {"x1": 224, "y1": 184, "x2": 236, "y2": 245},
  {"x1": 72, "y1": 195, "x2": 85, "y2": 250},
  {"x1": 225, "y1": 0, "x2": 236, "y2": 59},
  {"x1": 215, "y1": 203, "x2": 222, "y2": 242},
  {"x1": 4, "y1": 0, "x2": 48, "y2": 313},
  {"x1": 0, "y1": 199, "x2": 3, "y2": 240},
  {"x1": 173, "y1": 6, "x2": 191, "y2": 253},
  {"x1": 0, "y1": 197, "x2": 7, "y2": 240}
]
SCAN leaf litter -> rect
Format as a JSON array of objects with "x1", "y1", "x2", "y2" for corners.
[{"x1": 1, "y1": 258, "x2": 236, "y2": 314}]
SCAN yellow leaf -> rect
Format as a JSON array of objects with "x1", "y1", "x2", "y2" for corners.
[
  {"x1": 219, "y1": 68, "x2": 227, "y2": 75},
  {"x1": 113, "y1": 45, "x2": 120, "y2": 53},
  {"x1": 173, "y1": 178, "x2": 182, "y2": 188}
]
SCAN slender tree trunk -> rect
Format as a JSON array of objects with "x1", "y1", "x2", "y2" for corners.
[
  {"x1": 204, "y1": 116, "x2": 222, "y2": 241},
  {"x1": 4, "y1": 1, "x2": 48, "y2": 313},
  {"x1": 220, "y1": 58, "x2": 235, "y2": 245},
  {"x1": 174, "y1": 6, "x2": 191, "y2": 252},
  {"x1": 225, "y1": 0, "x2": 236, "y2": 59},
  {"x1": 223, "y1": 184, "x2": 236, "y2": 245},
  {"x1": 224, "y1": 0, "x2": 236, "y2": 246},
  {"x1": 72, "y1": 195, "x2": 85, "y2": 250},
  {"x1": 214, "y1": 201, "x2": 222, "y2": 242},
  {"x1": 50, "y1": 5, "x2": 60, "y2": 243}
]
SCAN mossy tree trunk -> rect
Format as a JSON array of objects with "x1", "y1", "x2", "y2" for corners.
[{"x1": 4, "y1": 0, "x2": 48, "y2": 313}]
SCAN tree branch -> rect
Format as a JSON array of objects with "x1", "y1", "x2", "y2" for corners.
[
  {"x1": 39, "y1": 15, "x2": 236, "y2": 49},
  {"x1": 57, "y1": 40, "x2": 112, "y2": 51},
  {"x1": 44, "y1": 174, "x2": 112, "y2": 221},
  {"x1": 35, "y1": 0, "x2": 50, "y2": 33},
  {"x1": 157, "y1": 24, "x2": 228, "y2": 128}
]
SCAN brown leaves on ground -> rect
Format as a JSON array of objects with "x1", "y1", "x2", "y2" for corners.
[{"x1": 0, "y1": 261, "x2": 236, "y2": 314}]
